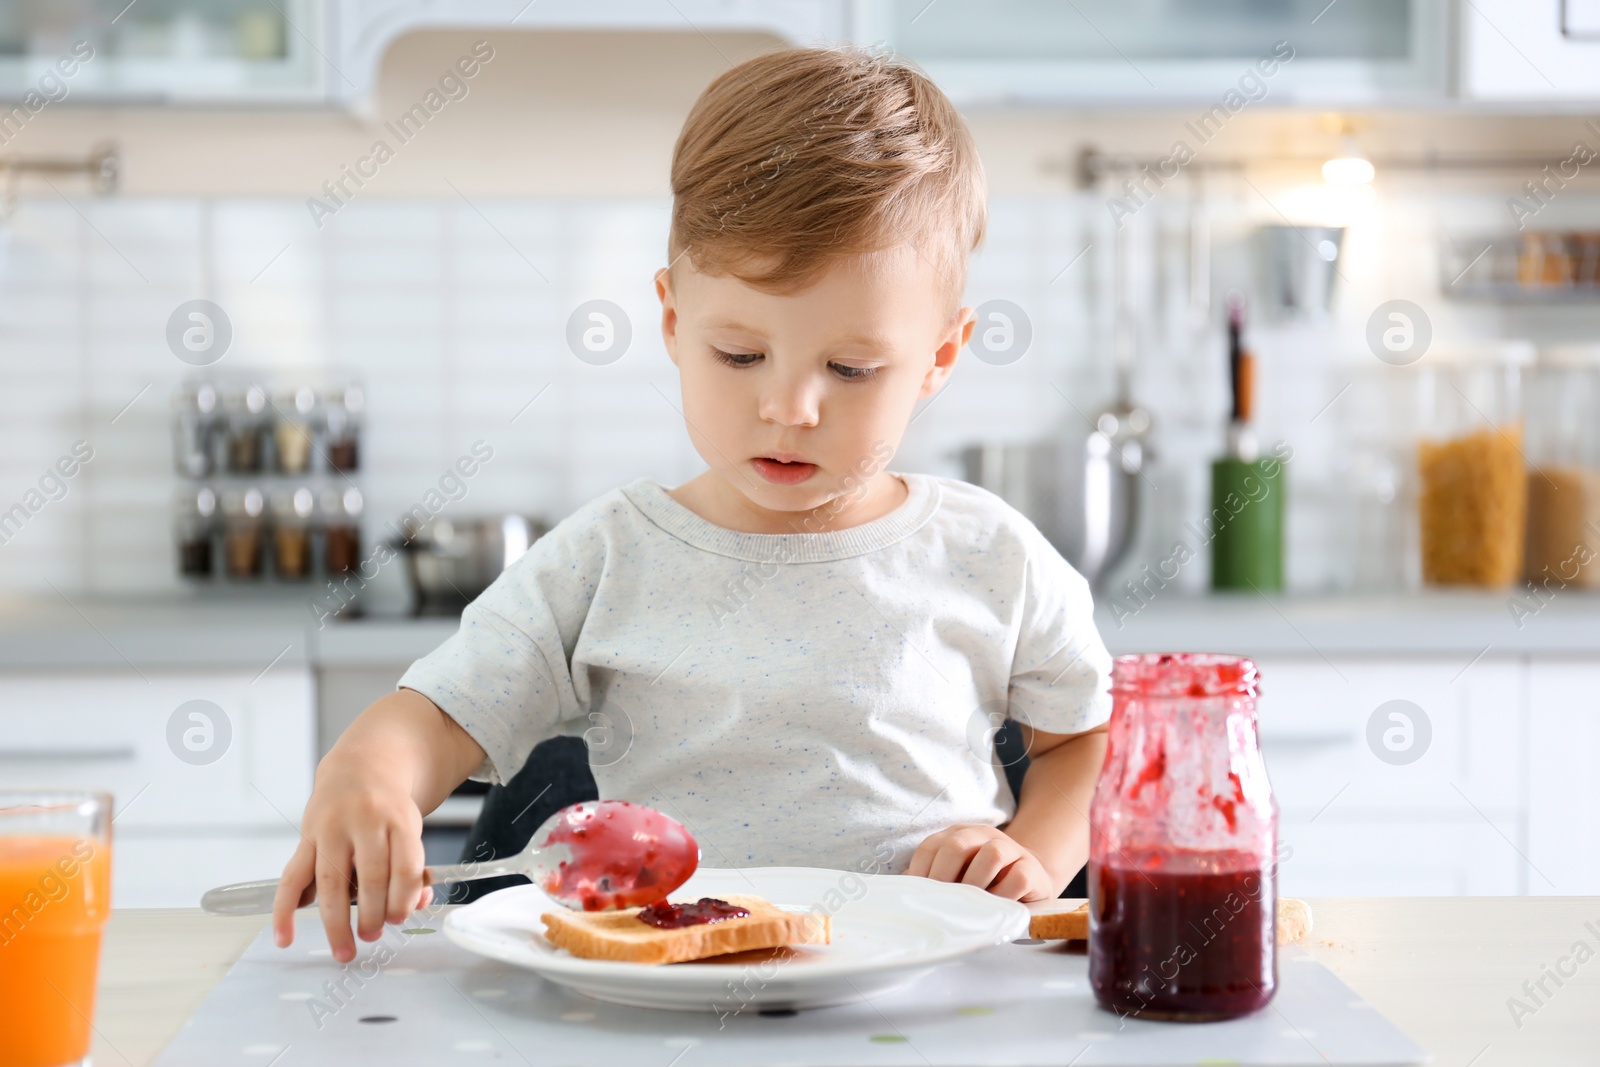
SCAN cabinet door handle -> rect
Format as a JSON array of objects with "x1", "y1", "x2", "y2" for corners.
[{"x1": 0, "y1": 747, "x2": 137, "y2": 762}]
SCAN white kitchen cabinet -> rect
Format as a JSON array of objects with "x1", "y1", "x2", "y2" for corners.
[
  {"x1": 0, "y1": 1, "x2": 845, "y2": 106},
  {"x1": 1277, "y1": 817, "x2": 1523, "y2": 896},
  {"x1": 1527, "y1": 658, "x2": 1600, "y2": 895},
  {"x1": 1460, "y1": 0, "x2": 1600, "y2": 101},
  {"x1": 0, "y1": 0, "x2": 330, "y2": 104},
  {"x1": 1251, "y1": 654, "x2": 1532, "y2": 896},
  {"x1": 1255, "y1": 656, "x2": 1525, "y2": 818},
  {"x1": 330, "y1": 0, "x2": 848, "y2": 106},
  {"x1": 111, "y1": 830, "x2": 305, "y2": 909},
  {"x1": 0, "y1": 668, "x2": 315, "y2": 907},
  {"x1": 850, "y1": 0, "x2": 1451, "y2": 106}
]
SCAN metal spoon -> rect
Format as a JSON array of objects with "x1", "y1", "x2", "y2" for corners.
[{"x1": 200, "y1": 799, "x2": 700, "y2": 916}]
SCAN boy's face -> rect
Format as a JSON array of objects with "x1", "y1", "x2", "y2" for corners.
[{"x1": 655, "y1": 245, "x2": 972, "y2": 528}]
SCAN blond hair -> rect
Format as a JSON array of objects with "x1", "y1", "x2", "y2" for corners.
[{"x1": 666, "y1": 46, "x2": 986, "y2": 312}]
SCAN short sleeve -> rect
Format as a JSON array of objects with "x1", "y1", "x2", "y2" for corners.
[
  {"x1": 1006, "y1": 530, "x2": 1113, "y2": 736},
  {"x1": 396, "y1": 518, "x2": 598, "y2": 786}
]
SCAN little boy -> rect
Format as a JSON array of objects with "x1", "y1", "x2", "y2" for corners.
[{"x1": 275, "y1": 46, "x2": 1112, "y2": 963}]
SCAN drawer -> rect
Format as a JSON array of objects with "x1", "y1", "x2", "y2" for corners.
[
  {"x1": 1277, "y1": 815, "x2": 1524, "y2": 896},
  {"x1": 0, "y1": 669, "x2": 314, "y2": 830},
  {"x1": 1253, "y1": 655, "x2": 1525, "y2": 817},
  {"x1": 1528, "y1": 660, "x2": 1600, "y2": 896}
]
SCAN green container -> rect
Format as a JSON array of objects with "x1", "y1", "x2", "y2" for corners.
[{"x1": 1209, "y1": 457, "x2": 1285, "y2": 591}]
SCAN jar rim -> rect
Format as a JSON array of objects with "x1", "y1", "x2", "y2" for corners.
[{"x1": 1111, "y1": 653, "x2": 1258, "y2": 698}]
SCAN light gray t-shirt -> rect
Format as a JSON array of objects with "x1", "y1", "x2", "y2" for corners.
[{"x1": 397, "y1": 472, "x2": 1112, "y2": 873}]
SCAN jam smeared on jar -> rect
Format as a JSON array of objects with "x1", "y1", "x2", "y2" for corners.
[
  {"x1": 636, "y1": 897, "x2": 750, "y2": 929},
  {"x1": 1210, "y1": 770, "x2": 1247, "y2": 833},
  {"x1": 1089, "y1": 850, "x2": 1276, "y2": 1021},
  {"x1": 1130, "y1": 746, "x2": 1166, "y2": 798},
  {"x1": 537, "y1": 800, "x2": 699, "y2": 911},
  {"x1": 1090, "y1": 654, "x2": 1277, "y2": 1021}
]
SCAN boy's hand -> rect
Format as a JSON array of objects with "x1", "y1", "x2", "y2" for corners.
[
  {"x1": 272, "y1": 765, "x2": 432, "y2": 963},
  {"x1": 906, "y1": 824, "x2": 1057, "y2": 902},
  {"x1": 270, "y1": 688, "x2": 488, "y2": 963}
]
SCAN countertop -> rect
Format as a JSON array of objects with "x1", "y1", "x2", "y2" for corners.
[
  {"x1": 0, "y1": 589, "x2": 1596, "y2": 671},
  {"x1": 94, "y1": 898, "x2": 1600, "y2": 1066}
]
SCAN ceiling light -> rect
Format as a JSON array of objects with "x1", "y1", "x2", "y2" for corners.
[
  {"x1": 1323, "y1": 130, "x2": 1374, "y2": 185},
  {"x1": 1323, "y1": 155, "x2": 1376, "y2": 185}
]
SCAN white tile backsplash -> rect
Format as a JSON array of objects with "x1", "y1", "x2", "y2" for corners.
[{"x1": 1, "y1": 183, "x2": 1598, "y2": 597}]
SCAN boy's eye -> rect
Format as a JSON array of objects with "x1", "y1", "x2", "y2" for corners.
[
  {"x1": 710, "y1": 348, "x2": 878, "y2": 382},
  {"x1": 829, "y1": 362, "x2": 878, "y2": 382}
]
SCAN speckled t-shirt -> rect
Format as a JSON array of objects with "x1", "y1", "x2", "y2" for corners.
[{"x1": 397, "y1": 472, "x2": 1112, "y2": 873}]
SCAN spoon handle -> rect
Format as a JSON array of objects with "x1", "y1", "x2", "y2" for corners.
[
  {"x1": 199, "y1": 879, "x2": 280, "y2": 915},
  {"x1": 199, "y1": 857, "x2": 531, "y2": 916},
  {"x1": 422, "y1": 858, "x2": 527, "y2": 885}
]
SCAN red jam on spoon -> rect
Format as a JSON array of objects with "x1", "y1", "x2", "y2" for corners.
[
  {"x1": 537, "y1": 800, "x2": 700, "y2": 911},
  {"x1": 636, "y1": 897, "x2": 750, "y2": 930}
]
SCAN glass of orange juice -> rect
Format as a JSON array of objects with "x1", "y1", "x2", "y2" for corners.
[{"x1": 0, "y1": 792, "x2": 113, "y2": 1067}]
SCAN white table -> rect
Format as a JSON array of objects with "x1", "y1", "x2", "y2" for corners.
[{"x1": 93, "y1": 898, "x2": 1600, "y2": 1066}]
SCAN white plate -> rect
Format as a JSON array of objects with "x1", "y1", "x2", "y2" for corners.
[{"x1": 442, "y1": 866, "x2": 1030, "y2": 1012}]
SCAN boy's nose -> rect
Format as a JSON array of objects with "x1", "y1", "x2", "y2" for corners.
[{"x1": 757, "y1": 378, "x2": 820, "y2": 428}]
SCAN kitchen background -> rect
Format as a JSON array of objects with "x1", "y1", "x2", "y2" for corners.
[{"x1": 3, "y1": 0, "x2": 1599, "y2": 906}]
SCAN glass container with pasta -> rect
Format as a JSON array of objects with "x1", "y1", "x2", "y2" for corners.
[
  {"x1": 1416, "y1": 342, "x2": 1531, "y2": 588},
  {"x1": 1525, "y1": 346, "x2": 1600, "y2": 589}
]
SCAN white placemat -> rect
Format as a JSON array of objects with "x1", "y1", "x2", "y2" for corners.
[{"x1": 151, "y1": 908, "x2": 1429, "y2": 1066}]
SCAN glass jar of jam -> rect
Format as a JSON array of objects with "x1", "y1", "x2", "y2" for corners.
[{"x1": 1088, "y1": 653, "x2": 1277, "y2": 1022}]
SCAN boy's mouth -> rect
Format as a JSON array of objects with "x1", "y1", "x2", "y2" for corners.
[{"x1": 751, "y1": 456, "x2": 818, "y2": 486}]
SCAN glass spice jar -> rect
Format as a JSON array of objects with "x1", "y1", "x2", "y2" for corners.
[
  {"x1": 1575, "y1": 232, "x2": 1600, "y2": 287},
  {"x1": 1518, "y1": 232, "x2": 1574, "y2": 288},
  {"x1": 172, "y1": 382, "x2": 219, "y2": 479},
  {"x1": 224, "y1": 384, "x2": 270, "y2": 474},
  {"x1": 1088, "y1": 654, "x2": 1278, "y2": 1022},
  {"x1": 1416, "y1": 342, "x2": 1532, "y2": 588},
  {"x1": 1525, "y1": 345, "x2": 1600, "y2": 588},
  {"x1": 274, "y1": 386, "x2": 319, "y2": 476},
  {"x1": 175, "y1": 486, "x2": 217, "y2": 579},
  {"x1": 272, "y1": 487, "x2": 316, "y2": 580},
  {"x1": 324, "y1": 385, "x2": 363, "y2": 473},
  {"x1": 323, "y1": 487, "x2": 363, "y2": 575},
  {"x1": 222, "y1": 487, "x2": 266, "y2": 579}
]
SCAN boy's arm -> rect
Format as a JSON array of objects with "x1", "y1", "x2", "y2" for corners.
[
  {"x1": 907, "y1": 722, "x2": 1107, "y2": 901},
  {"x1": 1001, "y1": 722, "x2": 1107, "y2": 890},
  {"x1": 271, "y1": 688, "x2": 487, "y2": 962}
]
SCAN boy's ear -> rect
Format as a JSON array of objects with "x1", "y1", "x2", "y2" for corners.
[
  {"x1": 920, "y1": 305, "x2": 973, "y2": 398},
  {"x1": 654, "y1": 267, "x2": 679, "y2": 366}
]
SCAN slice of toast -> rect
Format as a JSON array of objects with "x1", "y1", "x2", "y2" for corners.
[
  {"x1": 540, "y1": 893, "x2": 831, "y2": 965},
  {"x1": 1027, "y1": 898, "x2": 1313, "y2": 945},
  {"x1": 1275, "y1": 897, "x2": 1313, "y2": 945},
  {"x1": 1028, "y1": 900, "x2": 1089, "y2": 941}
]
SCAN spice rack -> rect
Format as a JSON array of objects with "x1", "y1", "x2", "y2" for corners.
[
  {"x1": 172, "y1": 375, "x2": 365, "y2": 585},
  {"x1": 1442, "y1": 231, "x2": 1600, "y2": 301}
]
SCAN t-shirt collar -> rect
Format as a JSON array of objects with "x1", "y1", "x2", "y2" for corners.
[{"x1": 621, "y1": 471, "x2": 940, "y2": 563}]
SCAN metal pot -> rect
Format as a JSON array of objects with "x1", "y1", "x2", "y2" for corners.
[
  {"x1": 1263, "y1": 224, "x2": 1344, "y2": 322},
  {"x1": 394, "y1": 515, "x2": 547, "y2": 615},
  {"x1": 959, "y1": 413, "x2": 1146, "y2": 590}
]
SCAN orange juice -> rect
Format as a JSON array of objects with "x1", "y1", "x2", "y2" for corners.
[{"x1": 0, "y1": 836, "x2": 111, "y2": 1067}]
